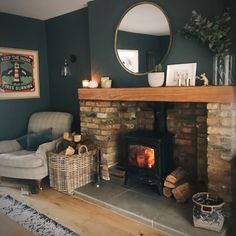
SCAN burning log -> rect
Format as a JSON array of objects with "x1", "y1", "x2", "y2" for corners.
[
  {"x1": 135, "y1": 147, "x2": 155, "y2": 168},
  {"x1": 172, "y1": 182, "x2": 193, "y2": 203}
]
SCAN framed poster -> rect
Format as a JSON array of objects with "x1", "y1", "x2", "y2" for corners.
[
  {"x1": 166, "y1": 63, "x2": 197, "y2": 86},
  {"x1": 0, "y1": 47, "x2": 40, "y2": 99},
  {"x1": 117, "y1": 49, "x2": 139, "y2": 73}
]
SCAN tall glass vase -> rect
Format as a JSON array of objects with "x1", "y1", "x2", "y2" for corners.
[{"x1": 213, "y1": 54, "x2": 235, "y2": 85}]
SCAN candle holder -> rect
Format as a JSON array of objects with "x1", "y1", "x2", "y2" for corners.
[
  {"x1": 101, "y1": 77, "x2": 110, "y2": 88},
  {"x1": 101, "y1": 77, "x2": 112, "y2": 88},
  {"x1": 103, "y1": 80, "x2": 112, "y2": 88},
  {"x1": 82, "y1": 80, "x2": 89, "y2": 88}
]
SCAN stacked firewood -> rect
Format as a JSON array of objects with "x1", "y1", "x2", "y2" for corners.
[
  {"x1": 163, "y1": 167, "x2": 194, "y2": 203},
  {"x1": 56, "y1": 132, "x2": 82, "y2": 156}
]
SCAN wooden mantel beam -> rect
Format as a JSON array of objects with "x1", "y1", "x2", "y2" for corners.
[{"x1": 78, "y1": 86, "x2": 236, "y2": 103}]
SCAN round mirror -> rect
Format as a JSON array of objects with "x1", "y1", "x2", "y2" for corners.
[{"x1": 114, "y1": 2, "x2": 172, "y2": 75}]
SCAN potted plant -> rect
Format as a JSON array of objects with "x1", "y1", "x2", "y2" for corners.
[
  {"x1": 180, "y1": 10, "x2": 233, "y2": 85},
  {"x1": 148, "y1": 64, "x2": 165, "y2": 87}
]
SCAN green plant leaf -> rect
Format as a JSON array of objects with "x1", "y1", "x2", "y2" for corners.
[{"x1": 179, "y1": 10, "x2": 232, "y2": 55}]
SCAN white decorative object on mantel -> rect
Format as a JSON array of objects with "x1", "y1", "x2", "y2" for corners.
[
  {"x1": 88, "y1": 80, "x2": 98, "y2": 88},
  {"x1": 101, "y1": 77, "x2": 110, "y2": 87},
  {"x1": 103, "y1": 80, "x2": 112, "y2": 88},
  {"x1": 199, "y1": 73, "x2": 209, "y2": 86},
  {"x1": 82, "y1": 80, "x2": 89, "y2": 88},
  {"x1": 148, "y1": 72, "x2": 165, "y2": 87},
  {"x1": 166, "y1": 63, "x2": 197, "y2": 86},
  {"x1": 101, "y1": 77, "x2": 112, "y2": 88}
]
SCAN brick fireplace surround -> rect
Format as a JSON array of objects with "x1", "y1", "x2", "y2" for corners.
[{"x1": 78, "y1": 86, "x2": 236, "y2": 211}]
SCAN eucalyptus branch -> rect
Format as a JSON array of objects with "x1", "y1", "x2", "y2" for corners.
[{"x1": 180, "y1": 10, "x2": 232, "y2": 57}]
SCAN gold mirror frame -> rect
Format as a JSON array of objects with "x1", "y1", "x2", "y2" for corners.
[{"x1": 114, "y1": 1, "x2": 173, "y2": 76}]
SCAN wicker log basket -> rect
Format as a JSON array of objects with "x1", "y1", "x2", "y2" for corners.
[
  {"x1": 48, "y1": 145, "x2": 95, "y2": 194},
  {"x1": 192, "y1": 192, "x2": 224, "y2": 232}
]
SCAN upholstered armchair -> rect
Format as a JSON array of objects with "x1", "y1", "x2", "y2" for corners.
[{"x1": 0, "y1": 112, "x2": 73, "y2": 189}]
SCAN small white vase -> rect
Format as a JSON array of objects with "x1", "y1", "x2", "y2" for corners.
[{"x1": 148, "y1": 72, "x2": 165, "y2": 87}]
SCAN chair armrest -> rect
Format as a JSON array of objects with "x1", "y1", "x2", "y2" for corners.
[
  {"x1": 0, "y1": 140, "x2": 22, "y2": 154},
  {"x1": 36, "y1": 138, "x2": 62, "y2": 164}
]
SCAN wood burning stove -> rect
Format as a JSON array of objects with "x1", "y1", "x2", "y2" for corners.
[
  {"x1": 124, "y1": 103, "x2": 173, "y2": 194},
  {"x1": 124, "y1": 131, "x2": 173, "y2": 194}
]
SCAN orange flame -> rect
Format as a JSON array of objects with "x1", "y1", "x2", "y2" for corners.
[
  {"x1": 145, "y1": 148, "x2": 155, "y2": 168},
  {"x1": 135, "y1": 147, "x2": 155, "y2": 168}
]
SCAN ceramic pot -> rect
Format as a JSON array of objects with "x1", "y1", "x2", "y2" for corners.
[{"x1": 148, "y1": 72, "x2": 165, "y2": 87}]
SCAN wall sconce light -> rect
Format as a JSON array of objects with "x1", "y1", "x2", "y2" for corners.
[{"x1": 61, "y1": 54, "x2": 76, "y2": 77}]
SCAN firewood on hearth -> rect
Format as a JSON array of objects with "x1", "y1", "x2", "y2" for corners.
[
  {"x1": 172, "y1": 182, "x2": 193, "y2": 203},
  {"x1": 164, "y1": 180, "x2": 175, "y2": 188},
  {"x1": 166, "y1": 167, "x2": 186, "y2": 184},
  {"x1": 164, "y1": 178, "x2": 186, "y2": 189},
  {"x1": 163, "y1": 187, "x2": 172, "y2": 198}
]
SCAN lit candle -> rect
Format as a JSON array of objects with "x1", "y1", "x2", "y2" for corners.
[{"x1": 82, "y1": 80, "x2": 89, "y2": 88}]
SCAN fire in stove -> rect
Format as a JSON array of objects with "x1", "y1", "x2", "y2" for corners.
[
  {"x1": 128, "y1": 145, "x2": 155, "y2": 169},
  {"x1": 124, "y1": 130, "x2": 173, "y2": 194}
]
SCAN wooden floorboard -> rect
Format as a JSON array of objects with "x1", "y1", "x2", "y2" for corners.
[
  {"x1": 0, "y1": 213, "x2": 34, "y2": 236},
  {"x1": 0, "y1": 187, "x2": 167, "y2": 236}
]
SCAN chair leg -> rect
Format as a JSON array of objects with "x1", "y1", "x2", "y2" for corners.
[{"x1": 35, "y1": 179, "x2": 43, "y2": 190}]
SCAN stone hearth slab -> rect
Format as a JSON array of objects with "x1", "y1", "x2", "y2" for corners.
[{"x1": 74, "y1": 178, "x2": 228, "y2": 236}]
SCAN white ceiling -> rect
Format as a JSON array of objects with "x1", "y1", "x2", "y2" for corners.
[
  {"x1": 0, "y1": 1, "x2": 170, "y2": 36},
  {"x1": 0, "y1": 0, "x2": 92, "y2": 20}
]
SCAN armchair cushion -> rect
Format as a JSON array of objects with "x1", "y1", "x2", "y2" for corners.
[
  {"x1": 26, "y1": 128, "x2": 53, "y2": 151},
  {"x1": 0, "y1": 150, "x2": 43, "y2": 168},
  {"x1": 16, "y1": 128, "x2": 53, "y2": 151},
  {"x1": 0, "y1": 140, "x2": 22, "y2": 154},
  {"x1": 16, "y1": 135, "x2": 28, "y2": 149}
]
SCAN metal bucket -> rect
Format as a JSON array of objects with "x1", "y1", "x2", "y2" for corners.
[{"x1": 192, "y1": 192, "x2": 224, "y2": 232}]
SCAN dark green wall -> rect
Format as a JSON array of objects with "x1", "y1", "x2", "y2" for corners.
[
  {"x1": 88, "y1": 0, "x2": 223, "y2": 87},
  {"x1": 224, "y1": 0, "x2": 236, "y2": 54},
  {"x1": 46, "y1": 8, "x2": 91, "y2": 132},
  {"x1": 0, "y1": 13, "x2": 50, "y2": 140},
  {"x1": 118, "y1": 31, "x2": 169, "y2": 72},
  {"x1": 0, "y1": 0, "x2": 230, "y2": 139}
]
